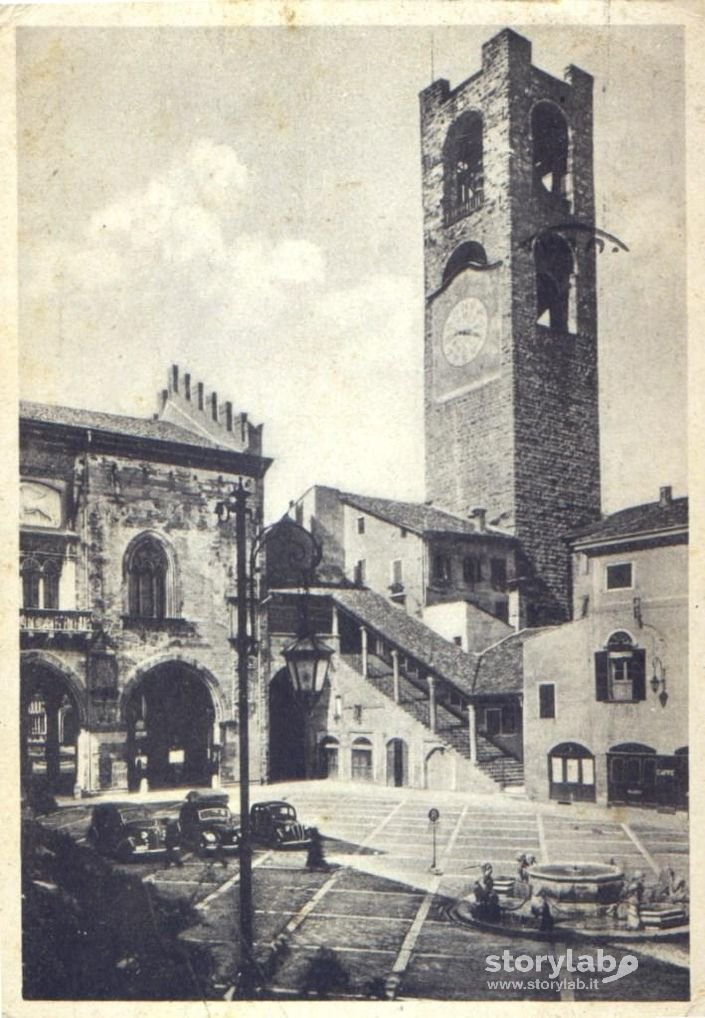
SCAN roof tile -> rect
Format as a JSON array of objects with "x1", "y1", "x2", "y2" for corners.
[
  {"x1": 20, "y1": 399, "x2": 227, "y2": 451},
  {"x1": 336, "y1": 488, "x2": 511, "y2": 538},
  {"x1": 571, "y1": 496, "x2": 688, "y2": 545}
]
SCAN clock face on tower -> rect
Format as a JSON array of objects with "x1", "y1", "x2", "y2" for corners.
[
  {"x1": 430, "y1": 265, "x2": 501, "y2": 402},
  {"x1": 441, "y1": 297, "x2": 489, "y2": 366}
]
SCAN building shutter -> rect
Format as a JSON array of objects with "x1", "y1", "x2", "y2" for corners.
[
  {"x1": 630, "y1": 649, "x2": 646, "y2": 701},
  {"x1": 595, "y1": 651, "x2": 608, "y2": 701}
]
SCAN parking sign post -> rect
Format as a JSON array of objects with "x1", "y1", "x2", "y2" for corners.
[{"x1": 428, "y1": 807, "x2": 442, "y2": 875}]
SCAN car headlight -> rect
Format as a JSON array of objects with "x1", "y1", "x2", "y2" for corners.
[
  {"x1": 140, "y1": 831, "x2": 149, "y2": 842},
  {"x1": 203, "y1": 832, "x2": 217, "y2": 843}
]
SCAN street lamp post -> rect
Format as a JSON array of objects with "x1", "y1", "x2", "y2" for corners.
[
  {"x1": 215, "y1": 481, "x2": 334, "y2": 995},
  {"x1": 217, "y1": 479, "x2": 255, "y2": 992}
]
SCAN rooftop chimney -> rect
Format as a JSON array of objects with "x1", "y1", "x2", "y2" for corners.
[
  {"x1": 472, "y1": 507, "x2": 487, "y2": 532},
  {"x1": 659, "y1": 485, "x2": 672, "y2": 508}
]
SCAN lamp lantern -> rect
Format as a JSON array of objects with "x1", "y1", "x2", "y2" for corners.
[{"x1": 283, "y1": 633, "x2": 334, "y2": 701}]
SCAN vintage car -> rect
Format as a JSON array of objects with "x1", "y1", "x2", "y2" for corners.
[
  {"x1": 250, "y1": 800, "x2": 312, "y2": 849},
  {"x1": 178, "y1": 792, "x2": 240, "y2": 856},
  {"x1": 86, "y1": 802, "x2": 172, "y2": 862}
]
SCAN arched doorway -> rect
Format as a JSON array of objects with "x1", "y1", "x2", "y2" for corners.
[
  {"x1": 318, "y1": 736, "x2": 339, "y2": 779},
  {"x1": 268, "y1": 669, "x2": 305, "y2": 781},
  {"x1": 124, "y1": 662, "x2": 216, "y2": 790},
  {"x1": 351, "y1": 737, "x2": 374, "y2": 782},
  {"x1": 21, "y1": 660, "x2": 82, "y2": 795},
  {"x1": 386, "y1": 738, "x2": 408, "y2": 787},
  {"x1": 607, "y1": 742, "x2": 656, "y2": 806},
  {"x1": 548, "y1": 742, "x2": 596, "y2": 802},
  {"x1": 425, "y1": 746, "x2": 452, "y2": 790}
]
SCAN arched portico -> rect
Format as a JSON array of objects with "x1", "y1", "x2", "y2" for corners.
[
  {"x1": 268, "y1": 668, "x2": 305, "y2": 781},
  {"x1": 121, "y1": 658, "x2": 222, "y2": 790},
  {"x1": 21, "y1": 652, "x2": 88, "y2": 795}
]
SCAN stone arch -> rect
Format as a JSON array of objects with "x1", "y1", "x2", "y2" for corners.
[
  {"x1": 548, "y1": 741, "x2": 595, "y2": 802},
  {"x1": 386, "y1": 737, "x2": 409, "y2": 787},
  {"x1": 606, "y1": 629, "x2": 637, "y2": 649},
  {"x1": 121, "y1": 656, "x2": 224, "y2": 790},
  {"x1": 119, "y1": 653, "x2": 225, "y2": 725},
  {"x1": 531, "y1": 99, "x2": 571, "y2": 199},
  {"x1": 268, "y1": 667, "x2": 305, "y2": 781},
  {"x1": 351, "y1": 736, "x2": 374, "y2": 782},
  {"x1": 443, "y1": 110, "x2": 484, "y2": 224},
  {"x1": 318, "y1": 735, "x2": 340, "y2": 779},
  {"x1": 20, "y1": 651, "x2": 88, "y2": 794},
  {"x1": 442, "y1": 241, "x2": 488, "y2": 287},
  {"x1": 20, "y1": 650, "x2": 88, "y2": 725},
  {"x1": 122, "y1": 529, "x2": 181, "y2": 618},
  {"x1": 534, "y1": 231, "x2": 575, "y2": 331},
  {"x1": 424, "y1": 745, "x2": 452, "y2": 790}
]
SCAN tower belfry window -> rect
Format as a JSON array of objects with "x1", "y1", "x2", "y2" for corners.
[
  {"x1": 532, "y1": 101, "x2": 570, "y2": 202},
  {"x1": 443, "y1": 112, "x2": 483, "y2": 226},
  {"x1": 534, "y1": 233, "x2": 576, "y2": 332}
]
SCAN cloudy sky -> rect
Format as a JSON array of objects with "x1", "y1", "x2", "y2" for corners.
[{"x1": 17, "y1": 24, "x2": 686, "y2": 519}]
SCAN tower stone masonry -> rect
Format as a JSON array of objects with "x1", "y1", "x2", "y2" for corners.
[{"x1": 421, "y1": 28, "x2": 601, "y2": 625}]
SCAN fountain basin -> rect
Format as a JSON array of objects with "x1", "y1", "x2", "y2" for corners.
[{"x1": 528, "y1": 862, "x2": 624, "y2": 905}]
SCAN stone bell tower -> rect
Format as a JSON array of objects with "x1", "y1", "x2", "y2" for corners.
[{"x1": 420, "y1": 28, "x2": 601, "y2": 625}]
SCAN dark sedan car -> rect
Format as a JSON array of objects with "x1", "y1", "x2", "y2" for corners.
[
  {"x1": 178, "y1": 792, "x2": 240, "y2": 856},
  {"x1": 250, "y1": 800, "x2": 312, "y2": 849},
  {"x1": 87, "y1": 802, "x2": 172, "y2": 861}
]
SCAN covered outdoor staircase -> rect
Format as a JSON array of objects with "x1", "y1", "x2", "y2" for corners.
[{"x1": 341, "y1": 650, "x2": 524, "y2": 789}]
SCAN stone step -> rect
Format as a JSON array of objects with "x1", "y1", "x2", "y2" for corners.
[{"x1": 340, "y1": 651, "x2": 523, "y2": 789}]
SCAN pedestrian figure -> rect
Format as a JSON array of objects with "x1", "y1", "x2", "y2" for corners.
[
  {"x1": 305, "y1": 828, "x2": 329, "y2": 872},
  {"x1": 538, "y1": 897, "x2": 554, "y2": 932},
  {"x1": 624, "y1": 870, "x2": 645, "y2": 930},
  {"x1": 481, "y1": 862, "x2": 494, "y2": 895},
  {"x1": 302, "y1": 946, "x2": 350, "y2": 999},
  {"x1": 164, "y1": 819, "x2": 183, "y2": 869},
  {"x1": 135, "y1": 749, "x2": 148, "y2": 795},
  {"x1": 213, "y1": 837, "x2": 228, "y2": 868},
  {"x1": 517, "y1": 853, "x2": 531, "y2": 882}
]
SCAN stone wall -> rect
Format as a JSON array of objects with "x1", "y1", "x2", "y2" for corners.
[{"x1": 421, "y1": 29, "x2": 601, "y2": 626}]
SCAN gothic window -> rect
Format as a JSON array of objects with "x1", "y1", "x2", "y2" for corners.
[
  {"x1": 534, "y1": 232, "x2": 575, "y2": 331},
  {"x1": 22, "y1": 558, "x2": 41, "y2": 608},
  {"x1": 595, "y1": 632, "x2": 646, "y2": 703},
  {"x1": 126, "y1": 535, "x2": 170, "y2": 619},
  {"x1": 443, "y1": 112, "x2": 483, "y2": 226},
  {"x1": 21, "y1": 555, "x2": 62, "y2": 609},
  {"x1": 532, "y1": 101, "x2": 570, "y2": 201},
  {"x1": 43, "y1": 560, "x2": 60, "y2": 610}
]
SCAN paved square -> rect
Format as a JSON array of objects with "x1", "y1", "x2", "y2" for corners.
[{"x1": 40, "y1": 781, "x2": 689, "y2": 1000}]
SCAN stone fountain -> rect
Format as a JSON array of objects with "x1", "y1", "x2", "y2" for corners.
[{"x1": 527, "y1": 862, "x2": 624, "y2": 907}]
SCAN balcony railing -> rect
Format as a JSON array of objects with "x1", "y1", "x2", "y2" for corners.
[
  {"x1": 443, "y1": 189, "x2": 484, "y2": 228},
  {"x1": 20, "y1": 608, "x2": 93, "y2": 633}
]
